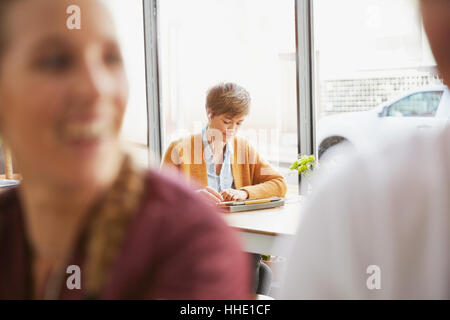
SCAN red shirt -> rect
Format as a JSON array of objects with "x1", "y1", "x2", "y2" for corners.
[{"x1": 0, "y1": 170, "x2": 250, "y2": 299}]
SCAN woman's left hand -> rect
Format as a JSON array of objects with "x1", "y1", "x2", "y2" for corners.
[{"x1": 220, "y1": 189, "x2": 249, "y2": 201}]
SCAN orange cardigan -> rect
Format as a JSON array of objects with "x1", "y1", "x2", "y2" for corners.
[{"x1": 161, "y1": 134, "x2": 287, "y2": 199}]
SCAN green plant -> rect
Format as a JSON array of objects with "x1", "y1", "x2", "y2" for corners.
[
  {"x1": 289, "y1": 154, "x2": 315, "y2": 175},
  {"x1": 261, "y1": 254, "x2": 270, "y2": 261}
]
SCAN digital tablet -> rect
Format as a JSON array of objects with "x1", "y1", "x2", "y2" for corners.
[{"x1": 218, "y1": 196, "x2": 285, "y2": 213}]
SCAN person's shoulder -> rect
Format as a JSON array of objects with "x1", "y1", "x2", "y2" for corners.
[
  {"x1": 142, "y1": 169, "x2": 197, "y2": 203},
  {"x1": 233, "y1": 135, "x2": 256, "y2": 154},
  {"x1": 233, "y1": 135, "x2": 250, "y2": 146},
  {"x1": 138, "y1": 169, "x2": 224, "y2": 229},
  {"x1": 162, "y1": 134, "x2": 203, "y2": 164},
  {"x1": 309, "y1": 127, "x2": 450, "y2": 220},
  {"x1": 360, "y1": 127, "x2": 450, "y2": 188},
  {"x1": 324, "y1": 127, "x2": 448, "y2": 177},
  {"x1": 167, "y1": 133, "x2": 202, "y2": 149}
]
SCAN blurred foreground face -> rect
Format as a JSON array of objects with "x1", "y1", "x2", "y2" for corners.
[
  {"x1": 0, "y1": 0, "x2": 128, "y2": 187},
  {"x1": 421, "y1": 0, "x2": 450, "y2": 85}
]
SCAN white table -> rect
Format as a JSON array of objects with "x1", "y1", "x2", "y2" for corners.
[
  {"x1": 223, "y1": 195, "x2": 304, "y2": 256},
  {"x1": 0, "y1": 179, "x2": 19, "y2": 189}
]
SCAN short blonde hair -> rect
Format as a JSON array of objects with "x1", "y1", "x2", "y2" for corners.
[{"x1": 205, "y1": 82, "x2": 251, "y2": 117}]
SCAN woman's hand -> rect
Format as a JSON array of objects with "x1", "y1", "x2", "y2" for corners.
[
  {"x1": 197, "y1": 186, "x2": 224, "y2": 205},
  {"x1": 220, "y1": 189, "x2": 249, "y2": 201}
]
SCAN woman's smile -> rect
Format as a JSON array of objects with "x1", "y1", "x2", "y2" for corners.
[{"x1": 60, "y1": 120, "x2": 109, "y2": 140}]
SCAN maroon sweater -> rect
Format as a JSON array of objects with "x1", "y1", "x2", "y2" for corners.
[{"x1": 0, "y1": 170, "x2": 250, "y2": 299}]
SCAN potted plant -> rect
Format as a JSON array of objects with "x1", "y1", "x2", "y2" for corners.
[
  {"x1": 289, "y1": 154, "x2": 316, "y2": 195},
  {"x1": 289, "y1": 154, "x2": 315, "y2": 175}
]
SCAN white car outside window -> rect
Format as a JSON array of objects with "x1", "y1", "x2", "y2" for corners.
[{"x1": 317, "y1": 85, "x2": 450, "y2": 159}]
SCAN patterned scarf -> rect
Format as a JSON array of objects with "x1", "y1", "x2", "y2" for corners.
[{"x1": 81, "y1": 153, "x2": 146, "y2": 299}]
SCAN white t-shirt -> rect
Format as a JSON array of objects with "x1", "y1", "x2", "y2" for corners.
[{"x1": 278, "y1": 126, "x2": 450, "y2": 299}]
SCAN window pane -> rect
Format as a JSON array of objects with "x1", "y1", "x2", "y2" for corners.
[
  {"x1": 313, "y1": 0, "x2": 444, "y2": 160},
  {"x1": 158, "y1": 0, "x2": 298, "y2": 194},
  {"x1": 103, "y1": 0, "x2": 149, "y2": 167}
]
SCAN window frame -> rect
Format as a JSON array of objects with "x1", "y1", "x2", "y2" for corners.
[
  {"x1": 295, "y1": 0, "x2": 315, "y2": 193},
  {"x1": 143, "y1": 0, "x2": 163, "y2": 165}
]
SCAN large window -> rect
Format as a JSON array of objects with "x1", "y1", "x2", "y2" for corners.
[
  {"x1": 313, "y1": 0, "x2": 443, "y2": 160},
  {"x1": 106, "y1": 0, "x2": 444, "y2": 193},
  {"x1": 158, "y1": 0, "x2": 299, "y2": 194}
]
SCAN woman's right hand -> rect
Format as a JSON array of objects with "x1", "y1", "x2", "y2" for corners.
[{"x1": 197, "y1": 186, "x2": 224, "y2": 205}]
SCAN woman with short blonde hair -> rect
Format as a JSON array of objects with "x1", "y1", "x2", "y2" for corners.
[{"x1": 162, "y1": 82, "x2": 287, "y2": 204}]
